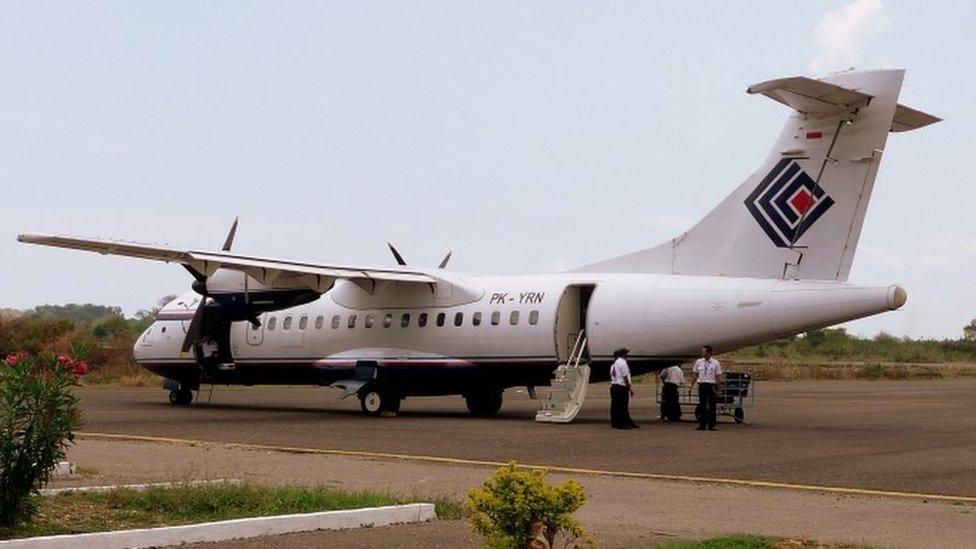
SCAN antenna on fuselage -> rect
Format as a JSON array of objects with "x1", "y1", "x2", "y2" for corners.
[{"x1": 438, "y1": 251, "x2": 452, "y2": 269}]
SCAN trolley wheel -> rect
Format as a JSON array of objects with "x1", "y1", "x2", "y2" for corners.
[
  {"x1": 359, "y1": 386, "x2": 401, "y2": 416},
  {"x1": 169, "y1": 389, "x2": 193, "y2": 406},
  {"x1": 734, "y1": 407, "x2": 745, "y2": 424}
]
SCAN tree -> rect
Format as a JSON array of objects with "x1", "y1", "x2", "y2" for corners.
[{"x1": 964, "y1": 319, "x2": 976, "y2": 342}]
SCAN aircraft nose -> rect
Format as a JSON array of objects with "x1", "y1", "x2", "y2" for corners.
[{"x1": 888, "y1": 285, "x2": 908, "y2": 310}]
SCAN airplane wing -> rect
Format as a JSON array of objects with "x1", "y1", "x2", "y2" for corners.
[{"x1": 17, "y1": 233, "x2": 435, "y2": 293}]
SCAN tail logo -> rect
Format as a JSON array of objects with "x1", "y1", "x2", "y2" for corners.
[{"x1": 744, "y1": 159, "x2": 834, "y2": 248}]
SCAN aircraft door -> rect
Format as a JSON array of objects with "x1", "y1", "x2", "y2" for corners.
[
  {"x1": 554, "y1": 284, "x2": 595, "y2": 362},
  {"x1": 246, "y1": 315, "x2": 265, "y2": 346}
]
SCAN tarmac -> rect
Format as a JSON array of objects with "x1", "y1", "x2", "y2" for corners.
[{"x1": 75, "y1": 379, "x2": 976, "y2": 497}]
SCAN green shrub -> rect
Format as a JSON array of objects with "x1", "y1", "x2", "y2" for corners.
[
  {"x1": 0, "y1": 350, "x2": 86, "y2": 528},
  {"x1": 467, "y1": 461, "x2": 588, "y2": 549}
]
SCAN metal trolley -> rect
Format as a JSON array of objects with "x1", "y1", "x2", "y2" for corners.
[{"x1": 655, "y1": 371, "x2": 755, "y2": 424}]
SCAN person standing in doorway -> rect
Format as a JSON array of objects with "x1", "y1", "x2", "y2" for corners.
[
  {"x1": 691, "y1": 345, "x2": 722, "y2": 431},
  {"x1": 659, "y1": 364, "x2": 684, "y2": 421},
  {"x1": 610, "y1": 348, "x2": 638, "y2": 429}
]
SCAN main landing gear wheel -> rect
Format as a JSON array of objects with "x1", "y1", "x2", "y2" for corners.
[
  {"x1": 169, "y1": 389, "x2": 193, "y2": 406},
  {"x1": 465, "y1": 390, "x2": 503, "y2": 417},
  {"x1": 359, "y1": 387, "x2": 401, "y2": 417}
]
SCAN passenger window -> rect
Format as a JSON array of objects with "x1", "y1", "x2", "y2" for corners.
[
  {"x1": 509, "y1": 311, "x2": 520, "y2": 325},
  {"x1": 299, "y1": 315, "x2": 308, "y2": 330},
  {"x1": 314, "y1": 315, "x2": 324, "y2": 329},
  {"x1": 418, "y1": 312, "x2": 428, "y2": 327},
  {"x1": 283, "y1": 316, "x2": 293, "y2": 330},
  {"x1": 472, "y1": 312, "x2": 482, "y2": 326},
  {"x1": 491, "y1": 311, "x2": 500, "y2": 326},
  {"x1": 332, "y1": 315, "x2": 340, "y2": 329},
  {"x1": 529, "y1": 310, "x2": 539, "y2": 325},
  {"x1": 365, "y1": 315, "x2": 374, "y2": 328},
  {"x1": 161, "y1": 326, "x2": 167, "y2": 333},
  {"x1": 347, "y1": 314, "x2": 357, "y2": 329},
  {"x1": 383, "y1": 314, "x2": 393, "y2": 328},
  {"x1": 401, "y1": 313, "x2": 410, "y2": 328},
  {"x1": 454, "y1": 312, "x2": 464, "y2": 327},
  {"x1": 436, "y1": 312, "x2": 446, "y2": 327},
  {"x1": 268, "y1": 317, "x2": 277, "y2": 331}
]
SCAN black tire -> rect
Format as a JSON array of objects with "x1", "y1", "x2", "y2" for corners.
[
  {"x1": 465, "y1": 390, "x2": 503, "y2": 416},
  {"x1": 359, "y1": 386, "x2": 401, "y2": 416},
  {"x1": 734, "y1": 407, "x2": 745, "y2": 424},
  {"x1": 169, "y1": 389, "x2": 193, "y2": 406}
]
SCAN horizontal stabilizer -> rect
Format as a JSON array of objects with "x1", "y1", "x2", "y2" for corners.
[
  {"x1": 891, "y1": 103, "x2": 942, "y2": 132},
  {"x1": 747, "y1": 76, "x2": 872, "y2": 116},
  {"x1": 748, "y1": 75, "x2": 940, "y2": 132}
]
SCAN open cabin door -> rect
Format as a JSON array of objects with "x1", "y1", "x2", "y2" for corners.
[{"x1": 554, "y1": 284, "x2": 595, "y2": 362}]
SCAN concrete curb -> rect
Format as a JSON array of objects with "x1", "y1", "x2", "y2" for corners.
[{"x1": 0, "y1": 503, "x2": 436, "y2": 548}]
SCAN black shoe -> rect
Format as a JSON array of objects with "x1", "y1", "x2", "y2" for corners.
[
  {"x1": 629, "y1": 423, "x2": 640, "y2": 429},
  {"x1": 696, "y1": 426, "x2": 706, "y2": 431},
  {"x1": 708, "y1": 427, "x2": 717, "y2": 431}
]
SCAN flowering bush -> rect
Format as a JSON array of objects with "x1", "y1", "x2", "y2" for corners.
[
  {"x1": 0, "y1": 349, "x2": 85, "y2": 528},
  {"x1": 468, "y1": 461, "x2": 589, "y2": 549}
]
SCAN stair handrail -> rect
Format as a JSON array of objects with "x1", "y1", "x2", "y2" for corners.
[{"x1": 568, "y1": 330, "x2": 587, "y2": 368}]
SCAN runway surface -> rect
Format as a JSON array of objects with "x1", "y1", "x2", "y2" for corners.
[{"x1": 76, "y1": 379, "x2": 976, "y2": 497}]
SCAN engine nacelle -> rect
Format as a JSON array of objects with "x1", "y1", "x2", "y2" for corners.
[{"x1": 196, "y1": 268, "x2": 320, "y2": 321}]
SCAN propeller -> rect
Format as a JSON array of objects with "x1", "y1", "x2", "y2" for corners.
[
  {"x1": 181, "y1": 218, "x2": 240, "y2": 354},
  {"x1": 386, "y1": 243, "x2": 453, "y2": 269}
]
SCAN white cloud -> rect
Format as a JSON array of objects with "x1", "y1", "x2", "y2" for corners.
[
  {"x1": 809, "y1": 0, "x2": 889, "y2": 74},
  {"x1": 920, "y1": 253, "x2": 949, "y2": 269}
]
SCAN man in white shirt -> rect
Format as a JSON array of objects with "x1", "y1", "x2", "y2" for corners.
[
  {"x1": 659, "y1": 365, "x2": 684, "y2": 421},
  {"x1": 609, "y1": 348, "x2": 638, "y2": 429},
  {"x1": 691, "y1": 345, "x2": 722, "y2": 431}
]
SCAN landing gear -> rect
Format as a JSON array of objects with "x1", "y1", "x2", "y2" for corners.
[
  {"x1": 359, "y1": 386, "x2": 401, "y2": 416},
  {"x1": 465, "y1": 390, "x2": 503, "y2": 417},
  {"x1": 169, "y1": 388, "x2": 194, "y2": 406}
]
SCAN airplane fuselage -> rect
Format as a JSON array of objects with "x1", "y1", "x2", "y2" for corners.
[{"x1": 134, "y1": 272, "x2": 904, "y2": 396}]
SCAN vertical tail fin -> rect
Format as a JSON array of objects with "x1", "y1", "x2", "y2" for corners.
[{"x1": 576, "y1": 69, "x2": 939, "y2": 281}]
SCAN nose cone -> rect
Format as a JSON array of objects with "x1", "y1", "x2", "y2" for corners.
[{"x1": 888, "y1": 285, "x2": 908, "y2": 310}]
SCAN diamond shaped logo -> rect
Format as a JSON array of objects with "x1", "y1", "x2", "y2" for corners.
[{"x1": 744, "y1": 159, "x2": 834, "y2": 248}]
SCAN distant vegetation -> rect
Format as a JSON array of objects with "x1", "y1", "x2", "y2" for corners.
[
  {"x1": 731, "y1": 326, "x2": 976, "y2": 364},
  {"x1": 0, "y1": 298, "x2": 174, "y2": 386}
]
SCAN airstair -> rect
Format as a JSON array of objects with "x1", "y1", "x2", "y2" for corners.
[{"x1": 535, "y1": 331, "x2": 591, "y2": 423}]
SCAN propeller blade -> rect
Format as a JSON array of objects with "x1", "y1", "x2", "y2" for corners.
[
  {"x1": 181, "y1": 298, "x2": 208, "y2": 353},
  {"x1": 222, "y1": 217, "x2": 239, "y2": 251},
  {"x1": 387, "y1": 242, "x2": 408, "y2": 266},
  {"x1": 438, "y1": 251, "x2": 452, "y2": 269}
]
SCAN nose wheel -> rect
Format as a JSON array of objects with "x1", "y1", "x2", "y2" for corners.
[{"x1": 169, "y1": 388, "x2": 194, "y2": 406}]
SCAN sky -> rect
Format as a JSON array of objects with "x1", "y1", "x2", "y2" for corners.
[{"x1": 1, "y1": 1, "x2": 973, "y2": 339}]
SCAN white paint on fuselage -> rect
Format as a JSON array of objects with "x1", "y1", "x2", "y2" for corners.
[{"x1": 134, "y1": 272, "x2": 903, "y2": 367}]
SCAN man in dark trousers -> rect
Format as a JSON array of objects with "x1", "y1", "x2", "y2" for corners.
[
  {"x1": 659, "y1": 364, "x2": 684, "y2": 421},
  {"x1": 691, "y1": 345, "x2": 722, "y2": 431},
  {"x1": 609, "y1": 348, "x2": 638, "y2": 429}
]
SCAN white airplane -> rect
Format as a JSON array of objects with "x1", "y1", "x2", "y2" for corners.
[{"x1": 18, "y1": 69, "x2": 939, "y2": 419}]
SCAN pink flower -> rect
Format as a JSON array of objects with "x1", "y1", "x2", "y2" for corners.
[
  {"x1": 5, "y1": 353, "x2": 19, "y2": 366},
  {"x1": 57, "y1": 354, "x2": 71, "y2": 366},
  {"x1": 73, "y1": 361, "x2": 89, "y2": 376}
]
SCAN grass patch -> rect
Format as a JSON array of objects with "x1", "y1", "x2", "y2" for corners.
[
  {"x1": 657, "y1": 534, "x2": 870, "y2": 548},
  {"x1": 2, "y1": 483, "x2": 462, "y2": 540}
]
